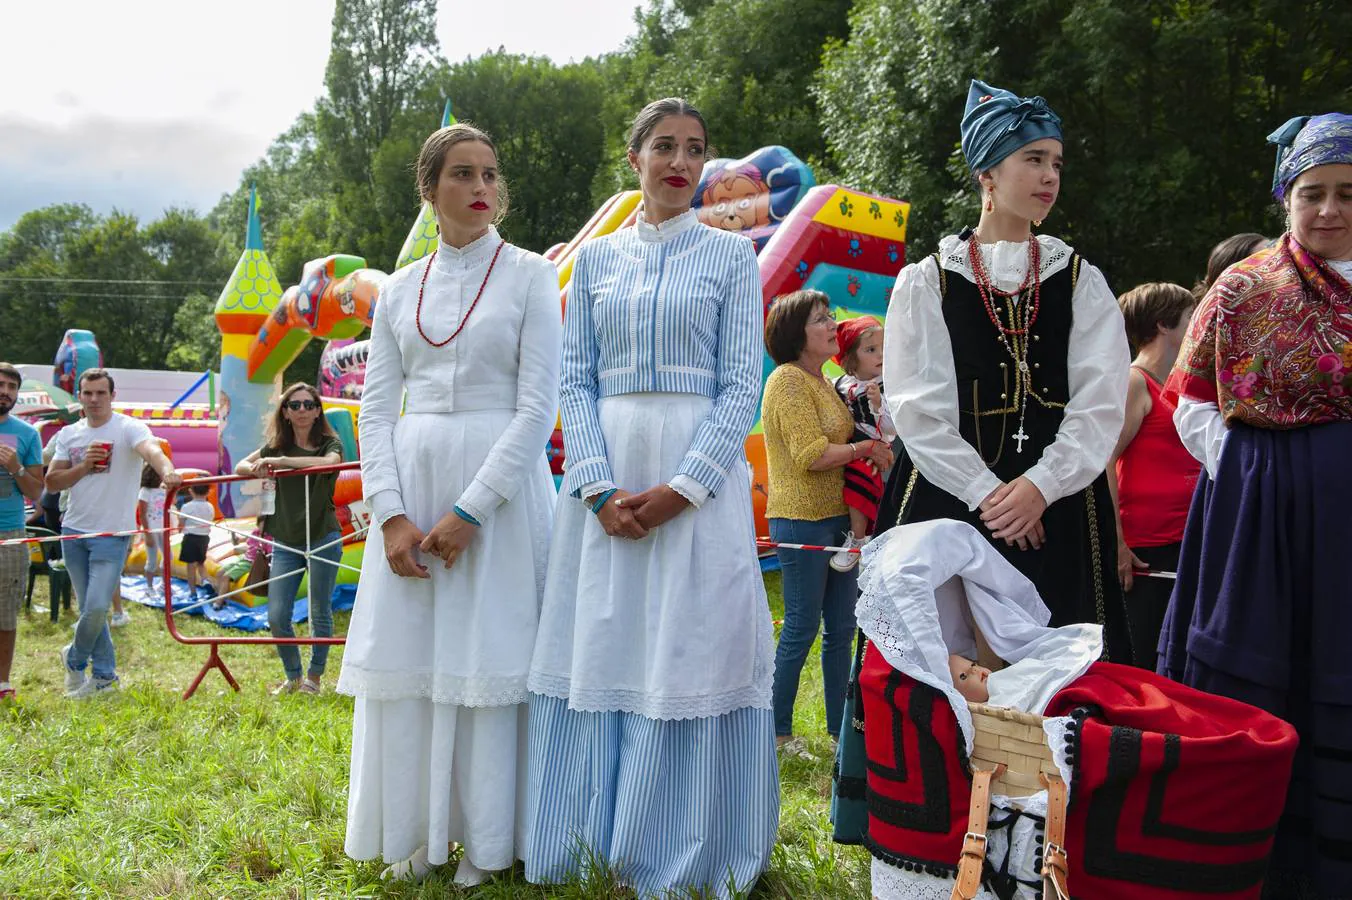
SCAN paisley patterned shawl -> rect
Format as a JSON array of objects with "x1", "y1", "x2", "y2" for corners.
[{"x1": 1166, "y1": 234, "x2": 1352, "y2": 428}]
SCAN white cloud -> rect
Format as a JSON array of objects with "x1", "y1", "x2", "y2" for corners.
[
  {"x1": 1, "y1": 0, "x2": 641, "y2": 230},
  {"x1": 0, "y1": 115, "x2": 261, "y2": 228}
]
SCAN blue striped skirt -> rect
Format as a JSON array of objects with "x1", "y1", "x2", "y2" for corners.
[{"x1": 523, "y1": 693, "x2": 780, "y2": 898}]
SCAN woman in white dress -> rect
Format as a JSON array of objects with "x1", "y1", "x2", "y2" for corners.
[
  {"x1": 338, "y1": 123, "x2": 561, "y2": 885},
  {"x1": 524, "y1": 97, "x2": 779, "y2": 899}
]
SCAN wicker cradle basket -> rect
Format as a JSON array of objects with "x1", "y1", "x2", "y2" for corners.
[{"x1": 968, "y1": 702, "x2": 1060, "y2": 796}]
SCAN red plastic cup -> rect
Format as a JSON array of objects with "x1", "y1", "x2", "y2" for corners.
[{"x1": 90, "y1": 440, "x2": 113, "y2": 473}]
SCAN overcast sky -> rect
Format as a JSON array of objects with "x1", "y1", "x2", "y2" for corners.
[{"x1": 0, "y1": 0, "x2": 641, "y2": 232}]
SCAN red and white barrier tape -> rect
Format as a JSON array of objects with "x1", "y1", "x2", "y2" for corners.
[
  {"x1": 756, "y1": 538, "x2": 857, "y2": 554},
  {"x1": 756, "y1": 537, "x2": 1177, "y2": 579},
  {"x1": 0, "y1": 527, "x2": 167, "y2": 548}
]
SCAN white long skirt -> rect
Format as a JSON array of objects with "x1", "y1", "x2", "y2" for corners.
[
  {"x1": 528, "y1": 393, "x2": 774, "y2": 720},
  {"x1": 339, "y1": 409, "x2": 554, "y2": 867}
]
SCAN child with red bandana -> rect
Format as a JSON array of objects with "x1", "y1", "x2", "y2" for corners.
[{"x1": 830, "y1": 316, "x2": 895, "y2": 570}]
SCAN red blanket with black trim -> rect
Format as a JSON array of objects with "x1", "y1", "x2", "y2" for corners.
[
  {"x1": 1046, "y1": 662, "x2": 1298, "y2": 899},
  {"x1": 861, "y1": 651, "x2": 1299, "y2": 898}
]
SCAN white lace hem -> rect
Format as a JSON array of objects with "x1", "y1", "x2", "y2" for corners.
[
  {"x1": 871, "y1": 858, "x2": 989, "y2": 900},
  {"x1": 1043, "y1": 714, "x2": 1077, "y2": 797},
  {"x1": 336, "y1": 667, "x2": 527, "y2": 707},
  {"x1": 527, "y1": 671, "x2": 772, "y2": 720}
]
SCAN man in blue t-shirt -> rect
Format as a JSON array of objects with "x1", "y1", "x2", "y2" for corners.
[{"x1": 0, "y1": 362, "x2": 45, "y2": 701}]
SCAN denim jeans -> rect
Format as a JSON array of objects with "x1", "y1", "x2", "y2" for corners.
[
  {"x1": 769, "y1": 516, "x2": 858, "y2": 738},
  {"x1": 63, "y1": 531, "x2": 131, "y2": 681},
  {"x1": 268, "y1": 530, "x2": 342, "y2": 681}
]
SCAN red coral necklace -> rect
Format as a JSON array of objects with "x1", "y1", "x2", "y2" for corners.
[
  {"x1": 966, "y1": 233, "x2": 1043, "y2": 453},
  {"x1": 416, "y1": 239, "x2": 506, "y2": 347}
]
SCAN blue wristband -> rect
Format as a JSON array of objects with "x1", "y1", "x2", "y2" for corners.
[
  {"x1": 589, "y1": 488, "x2": 618, "y2": 515},
  {"x1": 453, "y1": 505, "x2": 481, "y2": 527}
]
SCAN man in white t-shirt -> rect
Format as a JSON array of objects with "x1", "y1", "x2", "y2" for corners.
[{"x1": 46, "y1": 369, "x2": 180, "y2": 699}]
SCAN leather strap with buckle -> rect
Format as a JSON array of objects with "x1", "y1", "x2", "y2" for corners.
[
  {"x1": 1040, "y1": 771, "x2": 1070, "y2": 900},
  {"x1": 950, "y1": 764, "x2": 1004, "y2": 900}
]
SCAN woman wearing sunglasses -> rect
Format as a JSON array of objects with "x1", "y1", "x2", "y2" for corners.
[{"x1": 235, "y1": 382, "x2": 344, "y2": 694}]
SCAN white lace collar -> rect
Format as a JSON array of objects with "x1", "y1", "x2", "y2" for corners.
[
  {"x1": 433, "y1": 226, "x2": 502, "y2": 272},
  {"x1": 635, "y1": 209, "x2": 700, "y2": 243},
  {"x1": 938, "y1": 232, "x2": 1073, "y2": 289}
]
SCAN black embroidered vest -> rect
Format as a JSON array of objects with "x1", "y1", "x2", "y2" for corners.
[{"x1": 935, "y1": 250, "x2": 1080, "y2": 485}]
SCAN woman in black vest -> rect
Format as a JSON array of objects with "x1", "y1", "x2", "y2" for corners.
[{"x1": 876, "y1": 79, "x2": 1131, "y2": 659}]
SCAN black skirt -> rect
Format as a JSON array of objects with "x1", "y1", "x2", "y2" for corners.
[{"x1": 875, "y1": 450, "x2": 1129, "y2": 663}]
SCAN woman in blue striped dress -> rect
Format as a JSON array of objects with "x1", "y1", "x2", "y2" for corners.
[{"x1": 525, "y1": 97, "x2": 780, "y2": 897}]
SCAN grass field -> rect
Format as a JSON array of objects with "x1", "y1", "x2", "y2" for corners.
[{"x1": 0, "y1": 573, "x2": 873, "y2": 899}]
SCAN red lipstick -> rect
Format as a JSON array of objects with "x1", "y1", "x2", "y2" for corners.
[
  {"x1": 663, "y1": 176, "x2": 689, "y2": 188},
  {"x1": 470, "y1": 201, "x2": 489, "y2": 210}
]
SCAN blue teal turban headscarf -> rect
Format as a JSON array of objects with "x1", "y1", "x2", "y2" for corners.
[
  {"x1": 959, "y1": 79, "x2": 1063, "y2": 174},
  {"x1": 1267, "y1": 113, "x2": 1352, "y2": 200}
]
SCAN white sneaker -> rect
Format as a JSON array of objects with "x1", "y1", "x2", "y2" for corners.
[
  {"x1": 776, "y1": 736, "x2": 819, "y2": 761},
  {"x1": 109, "y1": 610, "x2": 132, "y2": 627},
  {"x1": 829, "y1": 531, "x2": 867, "y2": 572},
  {"x1": 58, "y1": 644, "x2": 86, "y2": 693},
  {"x1": 66, "y1": 676, "x2": 118, "y2": 700}
]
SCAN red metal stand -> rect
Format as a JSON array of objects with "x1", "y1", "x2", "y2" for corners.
[
  {"x1": 182, "y1": 642, "x2": 241, "y2": 699},
  {"x1": 160, "y1": 463, "x2": 358, "y2": 699}
]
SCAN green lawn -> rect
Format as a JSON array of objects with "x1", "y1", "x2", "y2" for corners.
[{"x1": 0, "y1": 574, "x2": 872, "y2": 899}]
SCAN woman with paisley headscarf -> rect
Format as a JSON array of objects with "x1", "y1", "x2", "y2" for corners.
[
  {"x1": 875, "y1": 79, "x2": 1131, "y2": 657},
  {"x1": 1159, "y1": 112, "x2": 1352, "y2": 899}
]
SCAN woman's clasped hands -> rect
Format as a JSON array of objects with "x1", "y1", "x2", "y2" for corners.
[
  {"x1": 420, "y1": 511, "x2": 479, "y2": 570},
  {"x1": 979, "y1": 476, "x2": 1047, "y2": 551},
  {"x1": 380, "y1": 510, "x2": 480, "y2": 578},
  {"x1": 593, "y1": 484, "x2": 692, "y2": 540}
]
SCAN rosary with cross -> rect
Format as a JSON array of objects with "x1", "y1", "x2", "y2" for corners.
[{"x1": 968, "y1": 235, "x2": 1043, "y2": 454}]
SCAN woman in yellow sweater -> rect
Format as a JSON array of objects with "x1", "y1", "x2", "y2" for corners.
[{"x1": 762, "y1": 290, "x2": 893, "y2": 755}]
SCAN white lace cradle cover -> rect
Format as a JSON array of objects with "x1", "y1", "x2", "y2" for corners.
[{"x1": 855, "y1": 519, "x2": 1100, "y2": 756}]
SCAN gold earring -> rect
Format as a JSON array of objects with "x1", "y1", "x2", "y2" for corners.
[
  {"x1": 985, "y1": 193, "x2": 994, "y2": 213},
  {"x1": 1033, "y1": 219, "x2": 1042, "y2": 228}
]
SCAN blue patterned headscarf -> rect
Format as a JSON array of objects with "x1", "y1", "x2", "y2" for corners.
[
  {"x1": 959, "y1": 79, "x2": 1063, "y2": 174},
  {"x1": 1267, "y1": 113, "x2": 1352, "y2": 200}
]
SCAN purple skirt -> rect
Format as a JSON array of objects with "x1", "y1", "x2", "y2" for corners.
[{"x1": 1158, "y1": 420, "x2": 1352, "y2": 898}]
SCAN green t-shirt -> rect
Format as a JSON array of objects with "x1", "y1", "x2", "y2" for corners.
[{"x1": 258, "y1": 437, "x2": 343, "y2": 549}]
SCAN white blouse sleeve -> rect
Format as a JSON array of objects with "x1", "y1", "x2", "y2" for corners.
[
  {"x1": 358, "y1": 280, "x2": 407, "y2": 527},
  {"x1": 1022, "y1": 261, "x2": 1129, "y2": 506},
  {"x1": 1173, "y1": 397, "x2": 1227, "y2": 479},
  {"x1": 454, "y1": 257, "x2": 562, "y2": 523},
  {"x1": 884, "y1": 258, "x2": 1002, "y2": 511}
]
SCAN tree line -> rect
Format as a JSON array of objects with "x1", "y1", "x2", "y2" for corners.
[{"x1": 2, "y1": 0, "x2": 1348, "y2": 374}]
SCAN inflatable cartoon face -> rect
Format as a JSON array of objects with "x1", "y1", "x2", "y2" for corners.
[
  {"x1": 335, "y1": 282, "x2": 357, "y2": 316},
  {"x1": 690, "y1": 146, "x2": 815, "y2": 250},
  {"x1": 700, "y1": 169, "x2": 772, "y2": 233}
]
